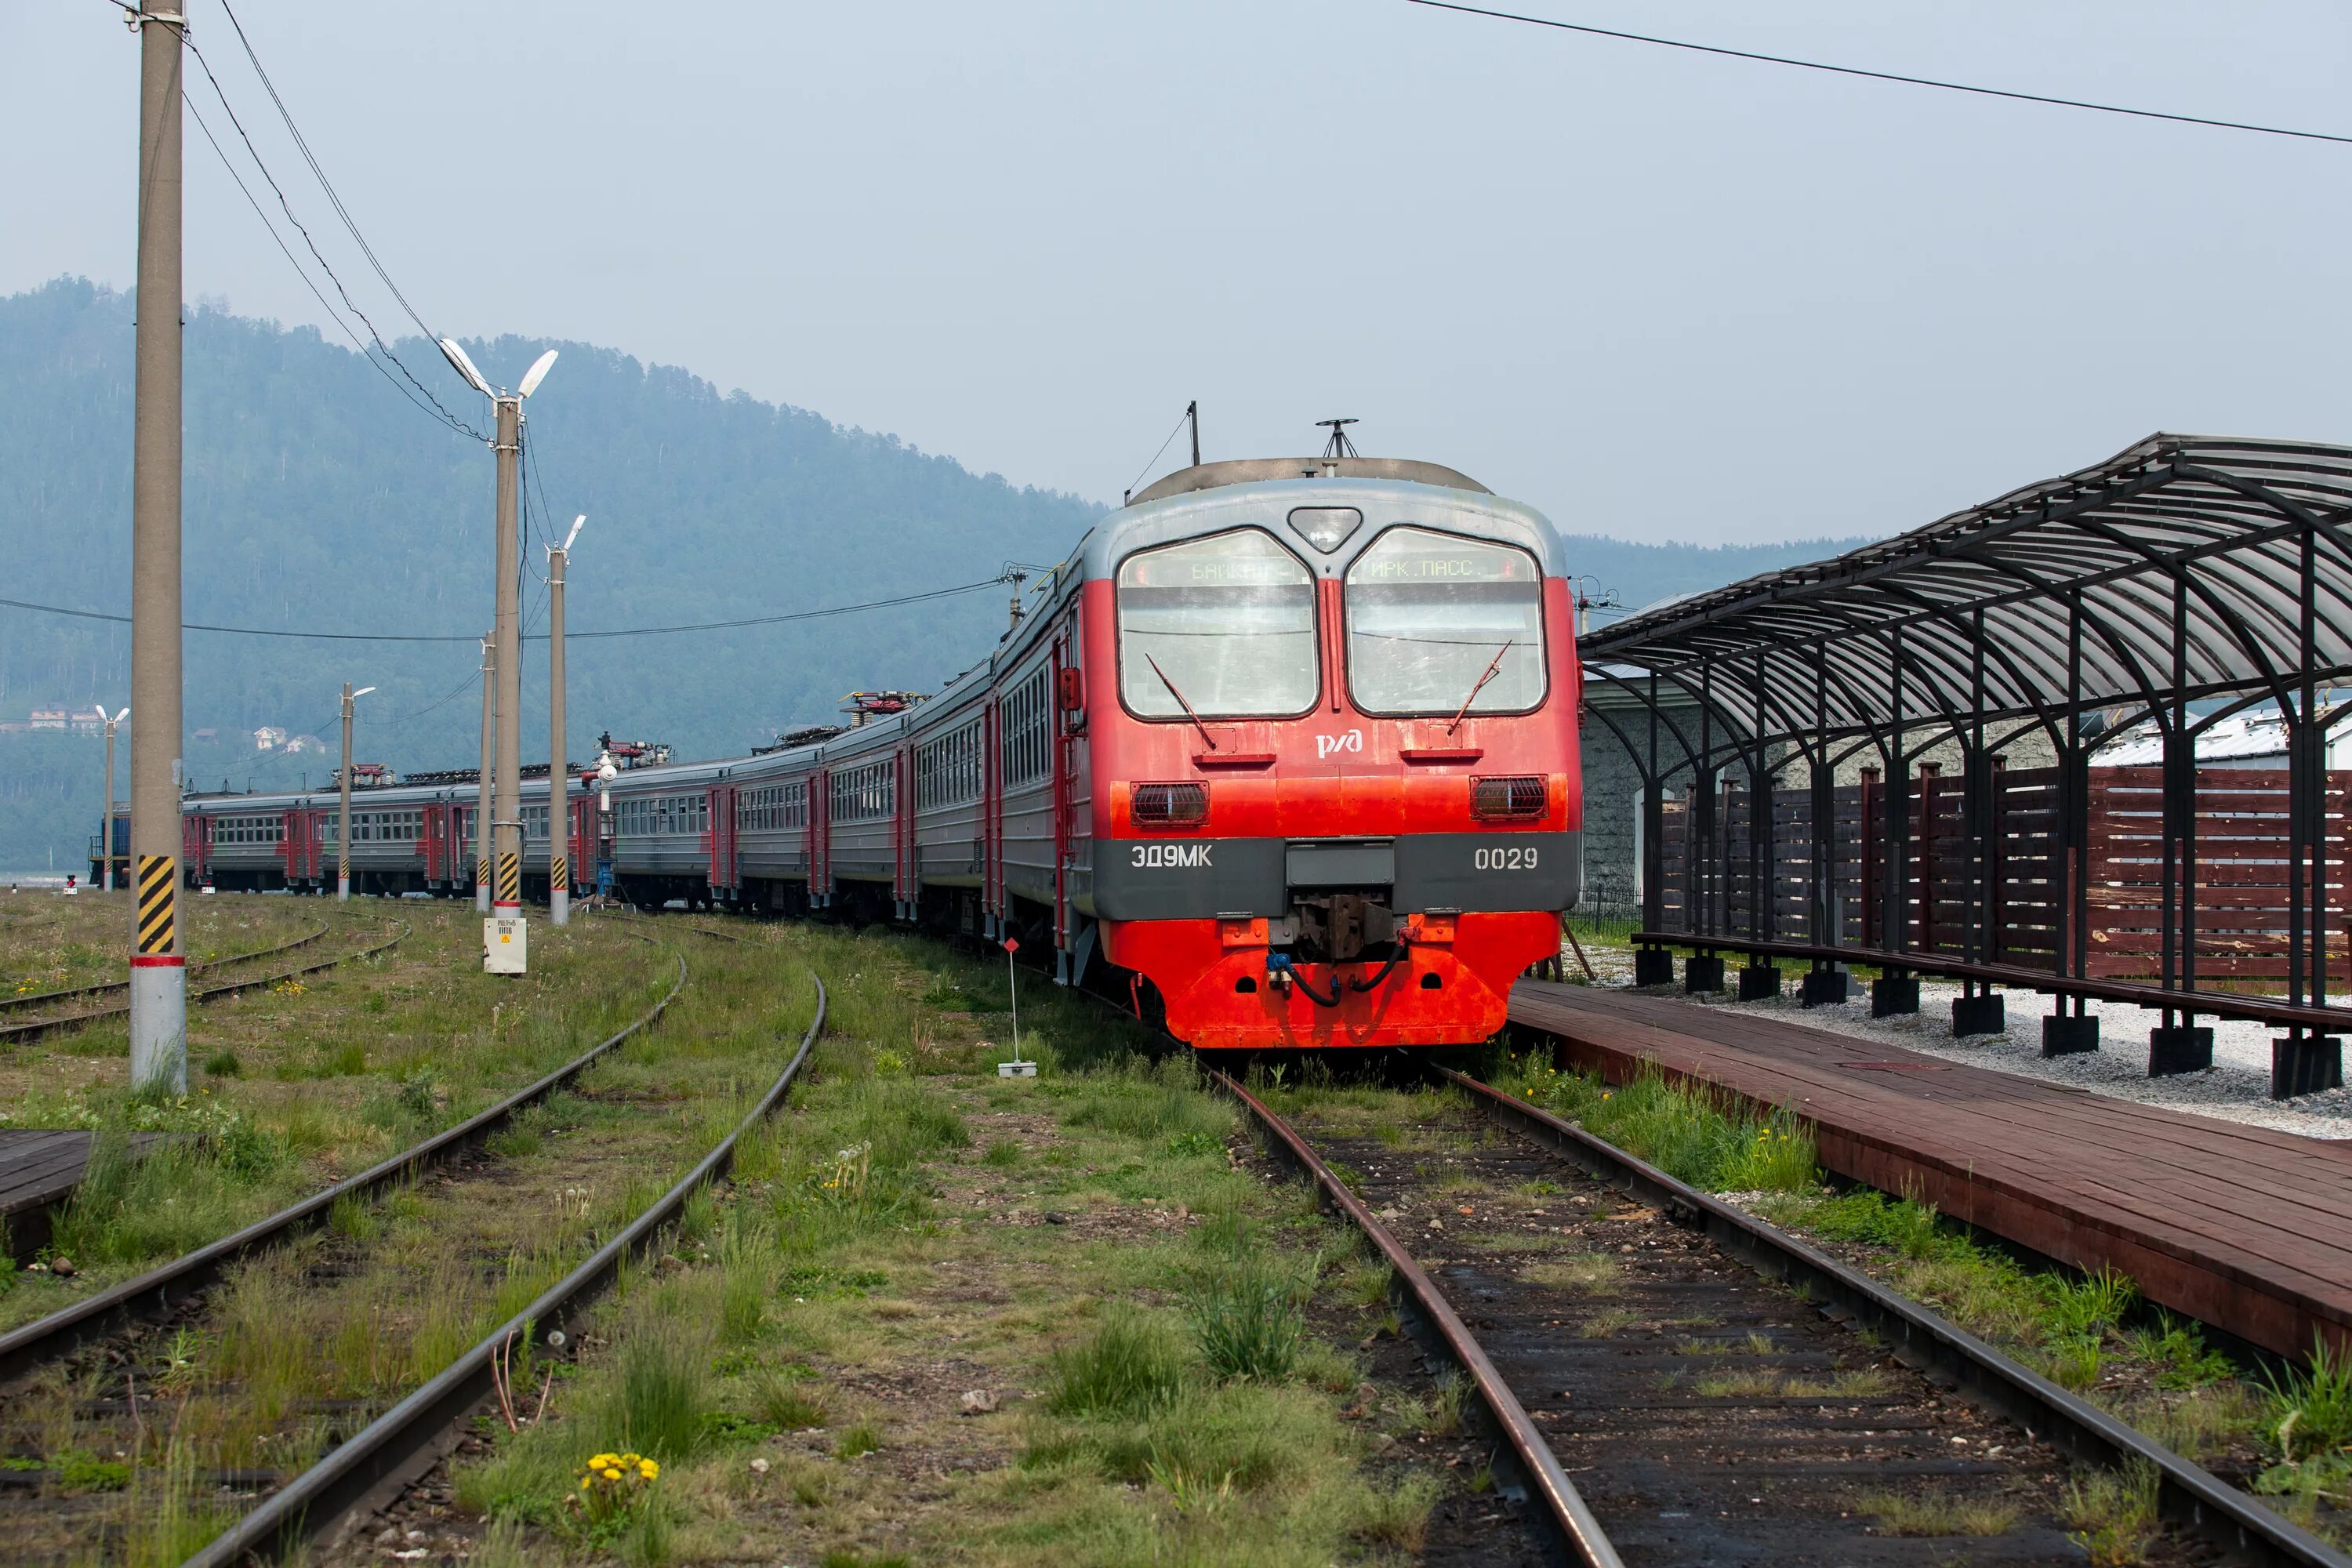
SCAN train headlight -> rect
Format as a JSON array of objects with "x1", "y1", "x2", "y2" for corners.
[
  {"x1": 1131, "y1": 782, "x2": 1208, "y2": 826},
  {"x1": 1470, "y1": 775, "x2": 1546, "y2": 822}
]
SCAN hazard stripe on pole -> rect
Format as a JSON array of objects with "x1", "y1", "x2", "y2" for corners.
[{"x1": 136, "y1": 854, "x2": 176, "y2": 954}]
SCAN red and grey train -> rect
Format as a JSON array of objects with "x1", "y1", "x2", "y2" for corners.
[{"x1": 167, "y1": 455, "x2": 1583, "y2": 1051}]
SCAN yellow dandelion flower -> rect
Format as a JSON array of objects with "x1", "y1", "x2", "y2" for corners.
[
  {"x1": 640, "y1": 1458, "x2": 659, "y2": 1479},
  {"x1": 581, "y1": 1477, "x2": 593, "y2": 1490},
  {"x1": 602, "y1": 1467, "x2": 622, "y2": 1481}
]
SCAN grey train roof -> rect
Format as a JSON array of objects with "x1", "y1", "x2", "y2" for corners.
[{"x1": 1577, "y1": 433, "x2": 2352, "y2": 746}]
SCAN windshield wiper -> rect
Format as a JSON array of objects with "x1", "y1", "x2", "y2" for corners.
[
  {"x1": 1445, "y1": 644, "x2": 1512, "y2": 735},
  {"x1": 1147, "y1": 654, "x2": 1220, "y2": 752}
]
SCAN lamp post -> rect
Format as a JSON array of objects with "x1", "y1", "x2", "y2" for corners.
[
  {"x1": 549, "y1": 515, "x2": 584, "y2": 927},
  {"x1": 437, "y1": 339, "x2": 557, "y2": 972},
  {"x1": 337, "y1": 683, "x2": 376, "y2": 901},
  {"x1": 100, "y1": 706, "x2": 128, "y2": 891}
]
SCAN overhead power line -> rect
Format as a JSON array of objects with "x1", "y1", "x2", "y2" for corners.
[
  {"x1": 176, "y1": 24, "x2": 484, "y2": 437},
  {"x1": 1406, "y1": 0, "x2": 2352, "y2": 147},
  {"x1": 0, "y1": 575, "x2": 1017, "y2": 643}
]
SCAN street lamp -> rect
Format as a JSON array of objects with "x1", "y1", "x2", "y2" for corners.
[
  {"x1": 338, "y1": 684, "x2": 376, "y2": 901},
  {"x1": 100, "y1": 707, "x2": 128, "y2": 892},
  {"x1": 549, "y1": 514, "x2": 585, "y2": 927},
  {"x1": 438, "y1": 339, "x2": 558, "y2": 973}
]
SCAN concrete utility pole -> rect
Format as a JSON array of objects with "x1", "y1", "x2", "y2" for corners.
[
  {"x1": 336, "y1": 683, "x2": 374, "y2": 900},
  {"x1": 129, "y1": 5, "x2": 186, "y2": 1094},
  {"x1": 475, "y1": 632, "x2": 495, "y2": 913},
  {"x1": 100, "y1": 707, "x2": 128, "y2": 891},
  {"x1": 548, "y1": 515, "x2": 583, "y2": 927},
  {"x1": 491, "y1": 392, "x2": 524, "y2": 939}
]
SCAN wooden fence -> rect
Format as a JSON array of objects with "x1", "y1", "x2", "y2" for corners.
[{"x1": 1655, "y1": 764, "x2": 2350, "y2": 983}]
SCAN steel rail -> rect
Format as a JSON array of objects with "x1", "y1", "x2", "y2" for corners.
[
  {"x1": 1201, "y1": 1065, "x2": 1624, "y2": 1568},
  {"x1": 185, "y1": 968, "x2": 828, "y2": 1566},
  {"x1": 0, "y1": 939, "x2": 688, "y2": 1385},
  {"x1": 1435, "y1": 1061, "x2": 2352, "y2": 1568},
  {"x1": 0, "y1": 919, "x2": 408, "y2": 1046},
  {"x1": 0, "y1": 918, "x2": 332, "y2": 1016}
]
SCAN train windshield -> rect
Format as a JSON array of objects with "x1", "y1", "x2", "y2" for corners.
[
  {"x1": 1117, "y1": 529, "x2": 1319, "y2": 719},
  {"x1": 1345, "y1": 527, "x2": 1546, "y2": 716}
]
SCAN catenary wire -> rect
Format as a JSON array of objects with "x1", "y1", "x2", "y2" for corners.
[
  {"x1": 177, "y1": 32, "x2": 485, "y2": 437},
  {"x1": 1123, "y1": 406, "x2": 1193, "y2": 499},
  {"x1": 183, "y1": 93, "x2": 467, "y2": 435},
  {"x1": 0, "y1": 576, "x2": 1015, "y2": 642},
  {"x1": 1405, "y1": 0, "x2": 2352, "y2": 147},
  {"x1": 213, "y1": 0, "x2": 445, "y2": 345}
]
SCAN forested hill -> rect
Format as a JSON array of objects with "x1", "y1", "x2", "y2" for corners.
[{"x1": 0, "y1": 277, "x2": 1872, "y2": 869}]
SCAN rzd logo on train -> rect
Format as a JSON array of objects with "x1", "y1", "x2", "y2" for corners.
[{"x1": 1132, "y1": 843, "x2": 1213, "y2": 869}]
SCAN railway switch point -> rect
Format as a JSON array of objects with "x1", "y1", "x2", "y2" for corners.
[
  {"x1": 2042, "y1": 1013, "x2": 2100, "y2": 1055},
  {"x1": 1632, "y1": 946, "x2": 1674, "y2": 987},
  {"x1": 1799, "y1": 963, "x2": 1847, "y2": 1006},
  {"x1": 1682, "y1": 953, "x2": 1724, "y2": 993},
  {"x1": 1951, "y1": 992, "x2": 2005, "y2": 1037},
  {"x1": 1736, "y1": 962, "x2": 1780, "y2": 1001},
  {"x1": 2271, "y1": 1035, "x2": 2343, "y2": 1100},
  {"x1": 1870, "y1": 972, "x2": 1919, "y2": 1018},
  {"x1": 2147, "y1": 1024, "x2": 2213, "y2": 1076}
]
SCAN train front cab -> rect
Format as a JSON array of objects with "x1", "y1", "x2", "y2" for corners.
[{"x1": 1083, "y1": 482, "x2": 1581, "y2": 1051}]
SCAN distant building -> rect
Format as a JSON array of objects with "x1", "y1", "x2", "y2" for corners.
[
  {"x1": 68, "y1": 707, "x2": 102, "y2": 734},
  {"x1": 252, "y1": 726, "x2": 287, "y2": 751},
  {"x1": 28, "y1": 707, "x2": 67, "y2": 730},
  {"x1": 284, "y1": 734, "x2": 325, "y2": 755}
]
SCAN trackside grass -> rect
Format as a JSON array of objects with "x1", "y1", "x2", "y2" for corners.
[
  {"x1": 0, "y1": 900, "x2": 674, "y2": 1327},
  {"x1": 448, "y1": 926, "x2": 1467, "y2": 1566}
]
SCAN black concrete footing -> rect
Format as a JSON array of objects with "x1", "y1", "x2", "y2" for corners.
[
  {"x1": 1685, "y1": 955, "x2": 1726, "y2": 993},
  {"x1": 1738, "y1": 964, "x2": 1782, "y2": 1001},
  {"x1": 2042, "y1": 1014, "x2": 2100, "y2": 1056},
  {"x1": 2271, "y1": 1036, "x2": 2344, "y2": 1100},
  {"x1": 1951, "y1": 994, "x2": 2005, "y2": 1037},
  {"x1": 1633, "y1": 946, "x2": 1675, "y2": 987},
  {"x1": 1801, "y1": 966, "x2": 1849, "y2": 1007},
  {"x1": 2147, "y1": 1026, "x2": 2213, "y2": 1077},
  {"x1": 1870, "y1": 974, "x2": 1919, "y2": 1018}
]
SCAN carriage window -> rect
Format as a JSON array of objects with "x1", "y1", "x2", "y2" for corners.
[
  {"x1": 1117, "y1": 529, "x2": 1317, "y2": 720},
  {"x1": 1345, "y1": 528, "x2": 1546, "y2": 717}
]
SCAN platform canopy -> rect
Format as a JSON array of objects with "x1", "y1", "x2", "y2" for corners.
[{"x1": 1577, "y1": 434, "x2": 2352, "y2": 753}]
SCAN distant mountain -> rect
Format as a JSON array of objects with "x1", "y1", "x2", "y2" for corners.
[{"x1": 0, "y1": 278, "x2": 1875, "y2": 870}]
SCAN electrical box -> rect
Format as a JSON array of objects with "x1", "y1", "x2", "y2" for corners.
[{"x1": 485, "y1": 916, "x2": 528, "y2": 975}]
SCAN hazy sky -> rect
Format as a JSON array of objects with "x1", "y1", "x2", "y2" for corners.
[{"x1": 5, "y1": 1, "x2": 2347, "y2": 548}]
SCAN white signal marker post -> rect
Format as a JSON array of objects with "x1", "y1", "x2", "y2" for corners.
[
  {"x1": 336, "y1": 684, "x2": 374, "y2": 900},
  {"x1": 548, "y1": 515, "x2": 583, "y2": 927},
  {"x1": 998, "y1": 937, "x2": 1034, "y2": 1076},
  {"x1": 128, "y1": 5, "x2": 186, "y2": 1094}
]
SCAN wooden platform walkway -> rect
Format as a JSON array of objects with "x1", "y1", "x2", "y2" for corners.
[
  {"x1": 0, "y1": 1130, "x2": 158, "y2": 1259},
  {"x1": 1507, "y1": 979, "x2": 2352, "y2": 1361}
]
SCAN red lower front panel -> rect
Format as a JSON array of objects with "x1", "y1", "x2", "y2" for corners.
[{"x1": 1101, "y1": 911, "x2": 1560, "y2": 1051}]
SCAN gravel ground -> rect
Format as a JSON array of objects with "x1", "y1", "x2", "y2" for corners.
[{"x1": 1606, "y1": 963, "x2": 2352, "y2": 1141}]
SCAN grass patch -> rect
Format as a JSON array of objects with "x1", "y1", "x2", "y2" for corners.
[
  {"x1": 1185, "y1": 1255, "x2": 1306, "y2": 1382},
  {"x1": 1044, "y1": 1314, "x2": 1188, "y2": 1417},
  {"x1": 1859, "y1": 1489, "x2": 2021, "y2": 1536},
  {"x1": 1523, "y1": 1252, "x2": 1619, "y2": 1291},
  {"x1": 1490, "y1": 1058, "x2": 1817, "y2": 1192}
]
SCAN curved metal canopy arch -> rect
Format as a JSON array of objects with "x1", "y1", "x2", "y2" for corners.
[{"x1": 1579, "y1": 434, "x2": 2352, "y2": 746}]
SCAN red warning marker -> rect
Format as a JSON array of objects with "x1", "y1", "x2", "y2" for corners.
[{"x1": 1003, "y1": 937, "x2": 1021, "y2": 953}]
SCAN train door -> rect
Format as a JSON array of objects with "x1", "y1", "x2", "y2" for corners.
[
  {"x1": 182, "y1": 811, "x2": 207, "y2": 886},
  {"x1": 1051, "y1": 622, "x2": 1076, "y2": 958},
  {"x1": 893, "y1": 744, "x2": 912, "y2": 916},
  {"x1": 709, "y1": 782, "x2": 739, "y2": 897},
  {"x1": 423, "y1": 802, "x2": 448, "y2": 887},
  {"x1": 568, "y1": 794, "x2": 592, "y2": 898},
  {"x1": 809, "y1": 771, "x2": 829, "y2": 907},
  {"x1": 982, "y1": 695, "x2": 1002, "y2": 931}
]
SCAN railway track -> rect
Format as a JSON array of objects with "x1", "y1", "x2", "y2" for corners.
[
  {"x1": 0, "y1": 918, "x2": 332, "y2": 1021},
  {"x1": 0, "y1": 935, "x2": 685, "y2": 1385},
  {"x1": 180, "y1": 967, "x2": 826, "y2": 1566},
  {"x1": 0, "y1": 917, "x2": 410, "y2": 1047},
  {"x1": 1208, "y1": 1061, "x2": 2350, "y2": 1568}
]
